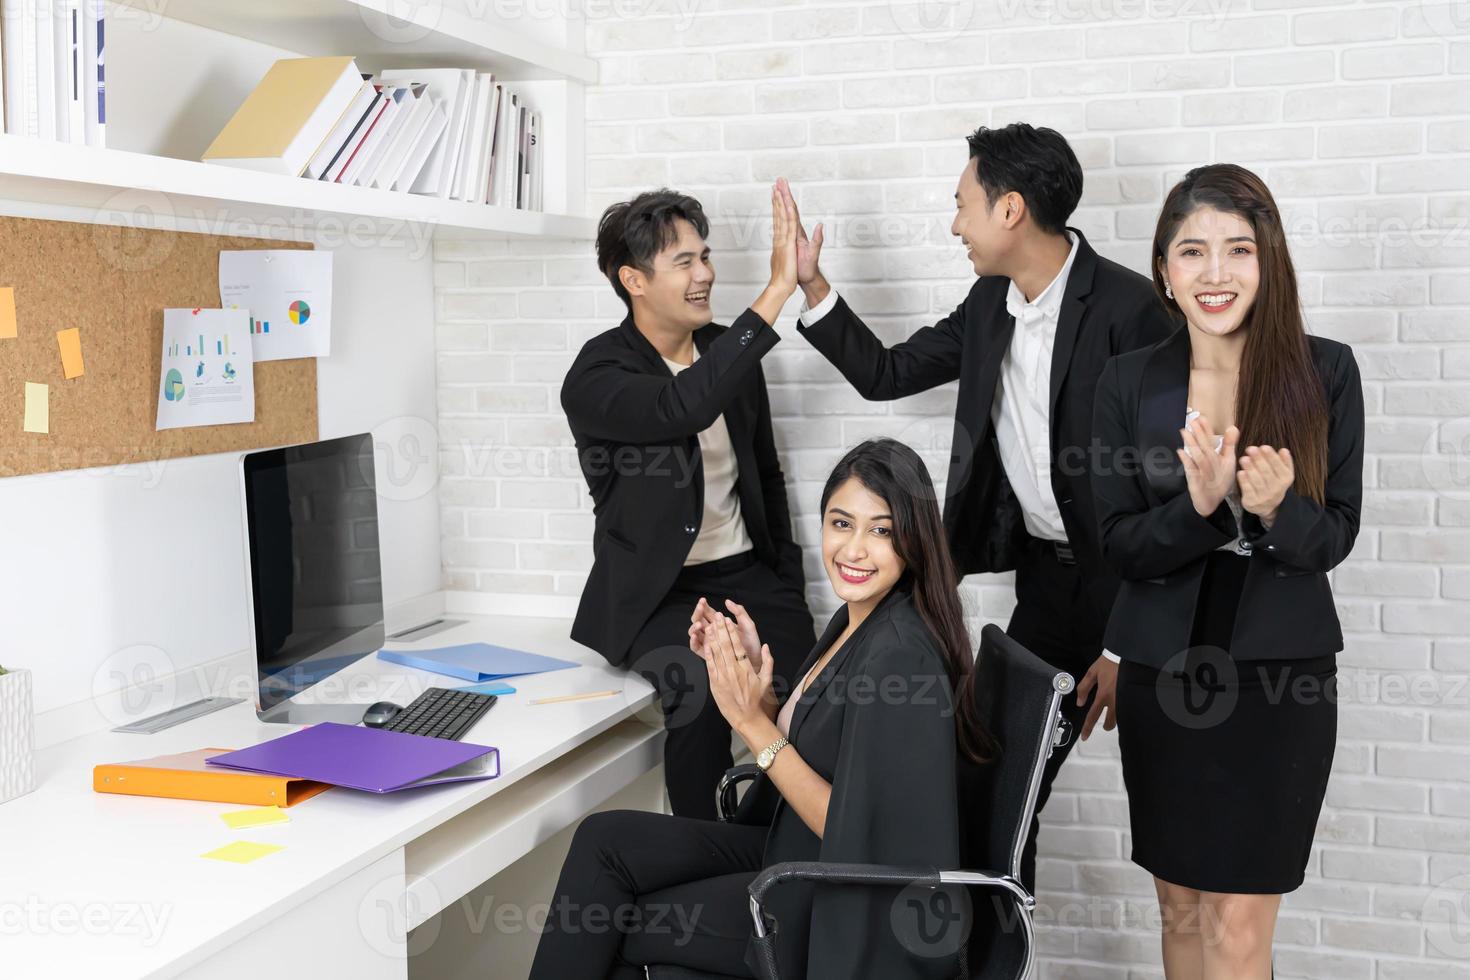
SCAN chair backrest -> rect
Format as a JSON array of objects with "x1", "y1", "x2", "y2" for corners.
[
  {"x1": 958, "y1": 623, "x2": 1071, "y2": 882},
  {"x1": 955, "y1": 625, "x2": 1071, "y2": 979}
]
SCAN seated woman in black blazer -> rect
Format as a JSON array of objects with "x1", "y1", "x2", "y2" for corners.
[
  {"x1": 1091, "y1": 163, "x2": 1364, "y2": 980},
  {"x1": 528, "y1": 438, "x2": 993, "y2": 980}
]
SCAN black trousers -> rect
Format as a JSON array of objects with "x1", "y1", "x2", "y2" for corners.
[
  {"x1": 1005, "y1": 535, "x2": 1107, "y2": 894},
  {"x1": 528, "y1": 809, "x2": 766, "y2": 980},
  {"x1": 625, "y1": 551, "x2": 814, "y2": 820}
]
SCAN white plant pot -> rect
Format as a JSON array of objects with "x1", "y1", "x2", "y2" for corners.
[{"x1": 0, "y1": 669, "x2": 37, "y2": 805}]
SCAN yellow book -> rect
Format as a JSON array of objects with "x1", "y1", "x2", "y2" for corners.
[
  {"x1": 203, "y1": 57, "x2": 364, "y2": 177},
  {"x1": 93, "y1": 748, "x2": 331, "y2": 807}
]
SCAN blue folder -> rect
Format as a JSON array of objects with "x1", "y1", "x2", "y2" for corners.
[
  {"x1": 378, "y1": 643, "x2": 579, "y2": 683},
  {"x1": 456, "y1": 680, "x2": 516, "y2": 696}
]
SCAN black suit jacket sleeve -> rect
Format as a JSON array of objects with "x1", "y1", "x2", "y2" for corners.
[
  {"x1": 807, "y1": 631, "x2": 961, "y2": 979},
  {"x1": 1241, "y1": 344, "x2": 1365, "y2": 571},
  {"x1": 796, "y1": 293, "x2": 965, "y2": 400},
  {"x1": 1091, "y1": 356, "x2": 1237, "y2": 581},
  {"x1": 751, "y1": 369, "x2": 803, "y2": 589},
  {"x1": 560, "y1": 309, "x2": 778, "y2": 443}
]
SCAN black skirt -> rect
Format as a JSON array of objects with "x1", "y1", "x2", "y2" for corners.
[{"x1": 1117, "y1": 551, "x2": 1337, "y2": 894}]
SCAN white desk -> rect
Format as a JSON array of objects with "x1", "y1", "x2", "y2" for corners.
[{"x1": 1, "y1": 611, "x2": 662, "y2": 979}]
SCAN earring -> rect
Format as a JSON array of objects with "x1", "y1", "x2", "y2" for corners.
[{"x1": 1165, "y1": 283, "x2": 1174, "y2": 300}]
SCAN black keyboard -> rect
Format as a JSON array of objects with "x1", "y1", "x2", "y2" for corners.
[{"x1": 382, "y1": 687, "x2": 497, "y2": 741}]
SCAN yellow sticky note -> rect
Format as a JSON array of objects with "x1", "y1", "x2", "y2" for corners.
[
  {"x1": 220, "y1": 807, "x2": 289, "y2": 830},
  {"x1": 23, "y1": 382, "x2": 48, "y2": 434},
  {"x1": 0, "y1": 287, "x2": 15, "y2": 339},
  {"x1": 57, "y1": 328, "x2": 85, "y2": 379},
  {"x1": 201, "y1": 841, "x2": 286, "y2": 864}
]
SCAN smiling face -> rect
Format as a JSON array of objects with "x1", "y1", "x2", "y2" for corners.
[
  {"x1": 1158, "y1": 206, "x2": 1260, "y2": 338},
  {"x1": 951, "y1": 157, "x2": 1015, "y2": 277},
  {"x1": 621, "y1": 217, "x2": 715, "y2": 333},
  {"x1": 821, "y1": 477, "x2": 906, "y2": 608}
]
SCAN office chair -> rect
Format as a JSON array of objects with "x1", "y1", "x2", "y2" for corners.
[{"x1": 646, "y1": 624, "x2": 1072, "y2": 980}]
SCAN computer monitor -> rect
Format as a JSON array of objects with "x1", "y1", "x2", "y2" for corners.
[{"x1": 242, "y1": 433, "x2": 386, "y2": 724}]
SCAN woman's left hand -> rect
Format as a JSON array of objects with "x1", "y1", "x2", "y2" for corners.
[
  {"x1": 1239, "y1": 445, "x2": 1293, "y2": 526},
  {"x1": 702, "y1": 614, "x2": 776, "y2": 736}
]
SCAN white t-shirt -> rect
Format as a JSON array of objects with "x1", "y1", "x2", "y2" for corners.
[{"x1": 663, "y1": 349, "x2": 754, "y2": 564}]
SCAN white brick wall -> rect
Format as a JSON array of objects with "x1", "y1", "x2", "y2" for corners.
[{"x1": 435, "y1": 2, "x2": 1470, "y2": 975}]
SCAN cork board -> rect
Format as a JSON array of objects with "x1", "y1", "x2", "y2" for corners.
[{"x1": 0, "y1": 216, "x2": 317, "y2": 477}]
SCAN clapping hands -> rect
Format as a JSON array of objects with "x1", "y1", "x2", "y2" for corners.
[
  {"x1": 688, "y1": 600, "x2": 778, "y2": 732},
  {"x1": 1180, "y1": 414, "x2": 1294, "y2": 527},
  {"x1": 1178, "y1": 415, "x2": 1239, "y2": 518}
]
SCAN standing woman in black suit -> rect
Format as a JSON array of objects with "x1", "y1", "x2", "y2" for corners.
[{"x1": 1091, "y1": 163, "x2": 1364, "y2": 980}]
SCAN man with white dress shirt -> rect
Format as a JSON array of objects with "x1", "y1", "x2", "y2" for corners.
[{"x1": 781, "y1": 123, "x2": 1179, "y2": 889}]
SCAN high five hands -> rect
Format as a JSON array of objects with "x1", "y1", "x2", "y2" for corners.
[
  {"x1": 775, "y1": 178, "x2": 830, "y2": 307},
  {"x1": 751, "y1": 181, "x2": 801, "y2": 326},
  {"x1": 1179, "y1": 415, "x2": 1293, "y2": 527}
]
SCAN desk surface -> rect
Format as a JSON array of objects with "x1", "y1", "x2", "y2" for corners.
[{"x1": 1, "y1": 612, "x2": 656, "y2": 978}]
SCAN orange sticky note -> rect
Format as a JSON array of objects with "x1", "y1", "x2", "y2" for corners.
[
  {"x1": 57, "y1": 328, "x2": 84, "y2": 379},
  {"x1": 0, "y1": 287, "x2": 15, "y2": 339}
]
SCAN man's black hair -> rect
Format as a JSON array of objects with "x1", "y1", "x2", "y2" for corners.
[
  {"x1": 964, "y1": 124, "x2": 1083, "y2": 236},
  {"x1": 595, "y1": 188, "x2": 711, "y2": 310}
]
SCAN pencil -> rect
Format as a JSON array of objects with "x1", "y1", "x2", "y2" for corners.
[{"x1": 529, "y1": 690, "x2": 620, "y2": 705}]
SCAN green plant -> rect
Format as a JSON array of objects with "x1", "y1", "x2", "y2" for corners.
[{"x1": 0, "y1": 665, "x2": 7, "y2": 675}]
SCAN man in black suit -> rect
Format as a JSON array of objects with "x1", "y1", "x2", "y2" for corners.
[
  {"x1": 780, "y1": 124, "x2": 1178, "y2": 888},
  {"x1": 562, "y1": 188, "x2": 815, "y2": 819}
]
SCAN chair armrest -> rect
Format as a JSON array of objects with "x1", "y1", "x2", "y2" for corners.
[
  {"x1": 748, "y1": 862, "x2": 1035, "y2": 917},
  {"x1": 743, "y1": 863, "x2": 1037, "y2": 980},
  {"x1": 718, "y1": 763, "x2": 761, "y2": 822}
]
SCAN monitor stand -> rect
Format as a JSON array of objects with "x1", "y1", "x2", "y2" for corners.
[{"x1": 256, "y1": 701, "x2": 375, "y2": 725}]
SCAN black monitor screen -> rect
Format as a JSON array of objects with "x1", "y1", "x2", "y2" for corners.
[{"x1": 243, "y1": 433, "x2": 385, "y2": 712}]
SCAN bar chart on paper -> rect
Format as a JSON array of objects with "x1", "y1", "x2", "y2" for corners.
[{"x1": 156, "y1": 308, "x2": 256, "y2": 430}]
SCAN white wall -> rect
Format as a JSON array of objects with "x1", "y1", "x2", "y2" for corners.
[
  {"x1": 435, "y1": 1, "x2": 1470, "y2": 976},
  {"x1": 0, "y1": 14, "x2": 443, "y2": 746}
]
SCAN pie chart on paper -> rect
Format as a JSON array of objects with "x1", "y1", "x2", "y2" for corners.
[
  {"x1": 164, "y1": 369, "x2": 185, "y2": 402},
  {"x1": 288, "y1": 301, "x2": 311, "y2": 325}
]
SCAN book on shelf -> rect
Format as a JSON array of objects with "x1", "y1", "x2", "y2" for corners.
[
  {"x1": 325, "y1": 86, "x2": 389, "y2": 183},
  {"x1": 370, "y1": 81, "x2": 432, "y2": 189},
  {"x1": 61, "y1": 0, "x2": 83, "y2": 144},
  {"x1": 343, "y1": 81, "x2": 407, "y2": 186},
  {"x1": 82, "y1": 0, "x2": 102, "y2": 146},
  {"x1": 303, "y1": 77, "x2": 375, "y2": 180},
  {"x1": 392, "y1": 94, "x2": 447, "y2": 192},
  {"x1": 202, "y1": 55, "x2": 363, "y2": 177},
  {"x1": 454, "y1": 72, "x2": 491, "y2": 203},
  {"x1": 33, "y1": 0, "x2": 51, "y2": 140}
]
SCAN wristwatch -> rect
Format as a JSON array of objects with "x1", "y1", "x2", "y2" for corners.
[{"x1": 756, "y1": 736, "x2": 789, "y2": 772}]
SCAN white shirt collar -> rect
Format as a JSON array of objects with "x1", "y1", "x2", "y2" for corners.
[{"x1": 1005, "y1": 230, "x2": 1079, "y2": 326}]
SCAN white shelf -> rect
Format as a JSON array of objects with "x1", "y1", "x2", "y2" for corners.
[
  {"x1": 0, "y1": 135, "x2": 598, "y2": 241},
  {"x1": 114, "y1": 0, "x2": 598, "y2": 83}
]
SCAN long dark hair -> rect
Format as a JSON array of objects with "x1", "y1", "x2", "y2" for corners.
[
  {"x1": 1151, "y1": 163, "x2": 1329, "y2": 504},
  {"x1": 820, "y1": 439, "x2": 994, "y2": 765}
]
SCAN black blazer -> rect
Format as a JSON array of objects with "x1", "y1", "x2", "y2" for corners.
[
  {"x1": 1090, "y1": 327, "x2": 1365, "y2": 667},
  {"x1": 737, "y1": 586, "x2": 963, "y2": 980},
  {"x1": 798, "y1": 228, "x2": 1177, "y2": 631},
  {"x1": 562, "y1": 309, "x2": 803, "y2": 665}
]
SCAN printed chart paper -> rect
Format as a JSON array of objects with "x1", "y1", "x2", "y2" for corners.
[
  {"x1": 156, "y1": 309, "x2": 255, "y2": 431},
  {"x1": 219, "y1": 249, "x2": 333, "y2": 362}
]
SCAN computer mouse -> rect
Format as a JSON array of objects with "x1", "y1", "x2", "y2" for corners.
[{"x1": 361, "y1": 701, "x2": 403, "y2": 728}]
